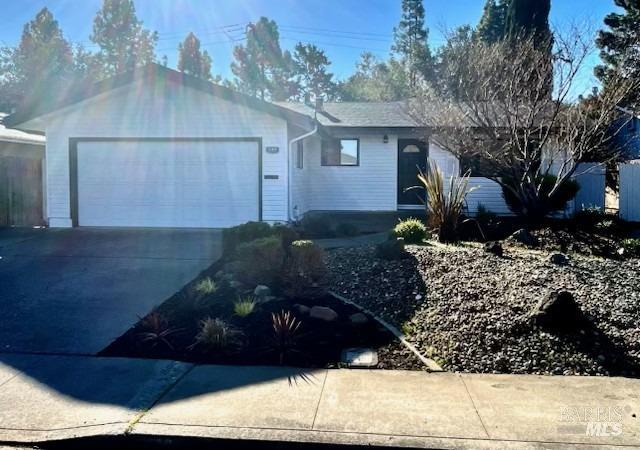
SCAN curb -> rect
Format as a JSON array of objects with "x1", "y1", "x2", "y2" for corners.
[{"x1": 329, "y1": 291, "x2": 443, "y2": 372}]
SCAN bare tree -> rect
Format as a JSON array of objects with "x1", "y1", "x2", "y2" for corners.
[{"x1": 410, "y1": 30, "x2": 640, "y2": 219}]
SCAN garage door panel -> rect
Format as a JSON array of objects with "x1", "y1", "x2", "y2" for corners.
[{"x1": 77, "y1": 140, "x2": 259, "y2": 228}]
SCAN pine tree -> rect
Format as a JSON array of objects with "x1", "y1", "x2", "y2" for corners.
[
  {"x1": 90, "y1": 0, "x2": 158, "y2": 78},
  {"x1": 0, "y1": 8, "x2": 73, "y2": 110},
  {"x1": 178, "y1": 32, "x2": 212, "y2": 80},
  {"x1": 475, "y1": 0, "x2": 508, "y2": 43},
  {"x1": 293, "y1": 43, "x2": 336, "y2": 101},
  {"x1": 392, "y1": 0, "x2": 434, "y2": 88},
  {"x1": 231, "y1": 17, "x2": 298, "y2": 100},
  {"x1": 504, "y1": 0, "x2": 551, "y2": 48},
  {"x1": 595, "y1": 0, "x2": 640, "y2": 106}
]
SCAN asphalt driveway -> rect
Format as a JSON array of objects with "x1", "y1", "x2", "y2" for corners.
[{"x1": 0, "y1": 228, "x2": 221, "y2": 354}]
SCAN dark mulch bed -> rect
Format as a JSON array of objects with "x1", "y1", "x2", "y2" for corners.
[{"x1": 100, "y1": 260, "x2": 418, "y2": 369}]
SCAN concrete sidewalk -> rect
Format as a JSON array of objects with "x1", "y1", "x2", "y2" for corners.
[{"x1": 0, "y1": 353, "x2": 638, "y2": 449}]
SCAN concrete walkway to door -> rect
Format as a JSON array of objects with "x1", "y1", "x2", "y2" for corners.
[{"x1": 0, "y1": 227, "x2": 221, "y2": 355}]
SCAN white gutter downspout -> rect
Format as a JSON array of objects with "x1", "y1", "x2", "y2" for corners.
[{"x1": 287, "y1": 119, "x2": 318, "y2": 222}]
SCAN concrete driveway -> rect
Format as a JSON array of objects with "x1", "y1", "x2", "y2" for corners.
[{"x1": 0, "y1": 228, "x2": 221, "y2": 354}]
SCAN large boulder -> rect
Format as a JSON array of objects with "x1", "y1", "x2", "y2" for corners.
[
  {"x1": 509, "y1": 229, "x2": 539, "y2": 247},
  {"x1": 529, "y1": 291, "x2": 586, "y2": 332},
  {"x1": 310, "y1": 306, "x2": 338, "y2": 322},
  {"x1": 376, "y1": 237, "x2": 406, "y2": 260}
]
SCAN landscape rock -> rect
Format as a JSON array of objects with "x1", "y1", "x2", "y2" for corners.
[
  {"x1": 349, "y1": 312, "x2": 369, "y2": 326},
  {"x1": 293, "y1": 304, "x2": 310, "y2": 315},
  {"x1": 549, "y1": 253, "x2": 569, "y2": 265},
  {"x1": 529, "y1": 291, "x2": 586, "y2": 332},
  {"x1": 483, "y1": 241, "x2": 503, "y2": 257},
  {"x1": 375, "y1": 237, "x2": 406, "y2": 260},
  {"x1": 509, "y1": 228, "x2": 539, "y2": 247},
  {"x1": 254, "y1": 285, "x2": 271, "y2": 298},
  {"x1": 309, "y1": 306, "x2": 338, "y2": 322}
]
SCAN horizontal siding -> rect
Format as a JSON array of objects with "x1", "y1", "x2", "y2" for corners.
[
  {"x1": 297, "y1": 135, "x2": 398, "y2": 212},
  {"x1": 44, "y1": 81, "x2": 289, "y2": 226}
]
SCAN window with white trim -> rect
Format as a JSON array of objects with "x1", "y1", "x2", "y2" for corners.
[{"x1": 321, "y1": 138, "x2": 359, "y2": 166}]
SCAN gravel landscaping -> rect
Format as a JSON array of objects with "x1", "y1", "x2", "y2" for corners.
[{"x1": 328, "y1": 242, "x2": 640, "y2": 376}]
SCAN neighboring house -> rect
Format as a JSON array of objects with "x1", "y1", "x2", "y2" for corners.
[
  {"x1": 0, "y1": 113, "x2": 45, "y2": 226},
  {"x1": 614, "y1": 107, "x2": 640, "y2": 161},
  {"x1": 3, "y1": 64, "x2": 602, "y2": 229}
]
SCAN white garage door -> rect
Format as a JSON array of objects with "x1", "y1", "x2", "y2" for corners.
[{"x1": 76, "y1": 139, "x2": 260, "y2": 228}]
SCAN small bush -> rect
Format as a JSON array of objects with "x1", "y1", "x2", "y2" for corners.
[
  {"x1": 194, "y1": 277, "x2": 217, "y2": 295},
  {"x1": 272, "y1": 223, "x2": 300, "y2": 248},
  {"x1": 222, "y1": 221, "x2": 275, "y2": 255},
  {"x1": 234, "y1": 297, "x2": 257, "y2": 317},
  {"x1": 393, "y1": 218, "x2": 427, "y2": 244},
  {"x1": 282, "y1": 240, "x2": 328, "y2": 299},
  {"x1": 622, "y1": 238, "x2": 640, "y2": 258},
  {"x1": 502, "y1": 175, "x2": 579, "y2": 219},
  {"x1": 299, "y1": 214, "x2": 334, "y2": 238},
  {"x1": 234, "y1": 236, "x2": 285, "y2": 286},
  {"x1": 335, "y1": 222, "x2": 359, "y2": 237},
  {"x1": 190, "y1": 317, "x2": 242, "y2": 351}
]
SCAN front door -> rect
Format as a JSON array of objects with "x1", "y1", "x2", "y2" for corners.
[{"x1": 397, "y1": 139, "x2": 428, "y2": 206}]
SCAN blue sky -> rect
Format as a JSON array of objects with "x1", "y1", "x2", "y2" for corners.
[{"x1": 0, "y1": 0, "x2": 620, "y2": 95}]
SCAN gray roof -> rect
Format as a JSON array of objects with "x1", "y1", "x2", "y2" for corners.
[
  {"x1": 0, "y1": 113, "x2": 45, "y2": 145},
  {"x1": 274, "y1": 101, "x2": 421, "y2": 128}
]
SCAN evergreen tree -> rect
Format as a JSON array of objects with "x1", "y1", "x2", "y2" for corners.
[
  {"x1": 392, "y1": 0, "x2": 434, "y2": 87},
  {"x1": 292, "y1": 43, "x2": 336, "y2": 101},
  {"x1": 337, "y1": 52, "x2": 409, "y2": 101},
  {"x1": 475, "y1": 0, "x2": 508, "y2": 43},
  {"x1": 0, "y1": 8, "x2": 73, "y2": 110},
  {"x1": 595, "y1": 0, "x2": 640, "y2": 107},
  {"x1": 504, "y1": 0, "x2": 551, "y2": 48},
  {"x1": 90, "y1": 0, "x2": 158, "y2": 78},
  {"x1": 231, "y1": 17, "x2": 298, "y2": 100},
  {"x1": 178, "y1": 32, "x2": 212, "y2": 80}
]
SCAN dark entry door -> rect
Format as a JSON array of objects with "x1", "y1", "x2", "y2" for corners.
[
  {"x1": 0, "y1": 156, "x2": 44, "y2": 227},
  {"x1": 397, "y1": 139, "x2": 428, "y2": 206}
]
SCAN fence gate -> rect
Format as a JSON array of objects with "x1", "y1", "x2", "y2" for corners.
[
  {"x1": 0, "y1": 156, "x2": 44, "y2": 227},
  {"x1": 620, "y1": 163, "x2": 640, "y2": 222}
]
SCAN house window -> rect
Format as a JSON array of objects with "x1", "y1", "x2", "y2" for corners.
[
  {"x1": 321, "y1": 138, "x2": 359, "y2": 166},
  {"x1": 296, "y1": 141, "x2": 304, "y2": 169}
]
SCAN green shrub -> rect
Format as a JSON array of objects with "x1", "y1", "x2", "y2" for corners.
[
  {"x1": 190, "y1": 317, "x2": 243, "y2": 351},
  {"x1": 299, "y1": 214, "x2": 334, "y2": 238},
  {"x1": 282, "y1": 240, "x2": 328, "y2": 299},
  {"x1": 222, "y1": 221, "x2": 275, "y2": 255},
  {"x1": 234, "y1": 236, "x2": 285, "y2": 286},
  {"x1": 194, "y1": 277, "x2": 217, "y2": 295},
  {"x1": 622, "y1": 238, "x2": 640, "y2": 258},
  {"x1": 502, "y1": 175, "x2": 579, "y2": 219},
  {"x1": 272, "y1": 223, "x2": 300, "y2": 248},
  {"x1": 393, "y1": 218, "x2": 427, "y2": 244},
  {"x1": 234, "y1": 297, "x2": 257, "y2": 317}
]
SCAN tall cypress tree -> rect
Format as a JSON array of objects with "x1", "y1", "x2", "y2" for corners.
[
  {"x1": 595, "y1": 0, "x2": 640, "y2": 106},
  {"x1": 504, "y1": 0, "x2": 551, "y2": 48},
  {"x1": 476, "y1": 0, "x2": 508, "y2": 43},
  {"x1": 392, "y1": 0, "x2": 434, "y2": 87},
  {"x1": 178, "y1": 32, "x2": 212, "y2": 80}
]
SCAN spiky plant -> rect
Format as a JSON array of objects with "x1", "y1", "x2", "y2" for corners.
[
  {"x1": 190, "y1": 317, "x2": 242, "y2": 351},
  {"x1": 136, "y1": 311, "x2": 180, "y2": 350},
  {"x1": 194, "y1": 277, "x2": 217, "y2": 295},
  {"x1": 234, "y1": 296, "x2": 257, "y2": 317},
  {"x1": 271, "y1": 310, "x2": 302, "y2": 365},
  {"x1": 417, "y1": 161, "x2": 476, "y2": 243}
]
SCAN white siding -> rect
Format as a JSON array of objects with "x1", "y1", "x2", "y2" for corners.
[
  {"x1": 42, "y1": 81, "x2": 289, "y2": 227},
  {"x1": 292, "y1": 134, "x2": 398, "y2": 213}
]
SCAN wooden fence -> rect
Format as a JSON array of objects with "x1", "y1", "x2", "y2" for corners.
[{"x1": 0, "y1": 156, "x2": 44, "y2": 227}]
